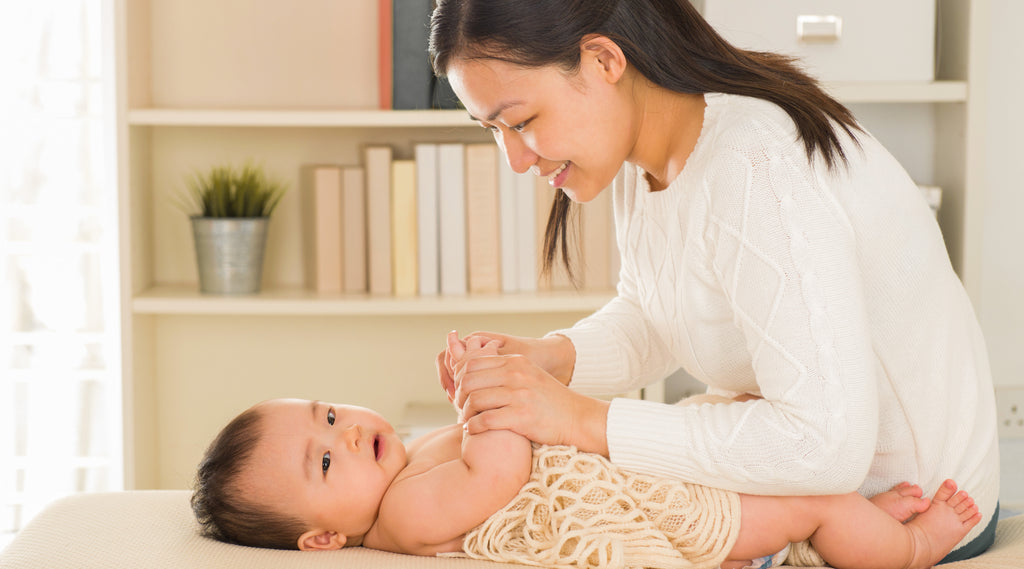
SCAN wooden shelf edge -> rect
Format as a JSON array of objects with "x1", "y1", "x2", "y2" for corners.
[
  {"x1": 126, "y1": 82, "x2": 969, "y2": 128},
  {"x1": 127, "y1": 109, "x2": 476, "y2": 128},
  {"x1": 824, "y1": 80, "x2": 967, "y2": 103},
  {"x1": 132, "y1": 286, "x2": 614, "y2": 315}
]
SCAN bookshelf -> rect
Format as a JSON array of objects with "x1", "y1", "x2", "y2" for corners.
[{"x1": 115, "y1": 0, "x2": 981, "y2": 491}]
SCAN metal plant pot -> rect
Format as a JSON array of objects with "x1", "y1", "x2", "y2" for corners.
[{"x1": 191, "y1": 217, "x2": 268, "y2": 294}]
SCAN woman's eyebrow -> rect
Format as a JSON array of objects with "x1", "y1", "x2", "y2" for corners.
[{"x1": 468, "y1": 100, "x2": 523, "y2": 123}]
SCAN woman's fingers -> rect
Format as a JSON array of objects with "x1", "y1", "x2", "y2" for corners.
[{"x1": 452, "y1": 354, "x2": 523, "y2": 409}]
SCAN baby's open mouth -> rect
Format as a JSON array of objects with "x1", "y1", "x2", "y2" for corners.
[{"x1": 373, "y1": 435, "x2": 382, "y2": 461}]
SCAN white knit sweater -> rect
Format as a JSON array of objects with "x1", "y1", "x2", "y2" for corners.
[{"x1": 554, "y1": 93, "x2": 999, "y2": 546}]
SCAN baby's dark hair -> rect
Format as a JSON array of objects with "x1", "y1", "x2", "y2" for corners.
[{"x1": 191, "y1": 404, "x2": 307, "y2": 550}]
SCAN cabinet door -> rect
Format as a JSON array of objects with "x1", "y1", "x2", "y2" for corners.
[{"x1": 702, "y1": 0, "x2": 935, "y2": 82}]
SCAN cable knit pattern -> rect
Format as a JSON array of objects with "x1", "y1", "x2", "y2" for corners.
[
  {"x1": 554, "y1": 93, "x2": 999, "y2": 549},
  {"x1": 462, "y1": 444, "x2": 741, "y2": 569}
]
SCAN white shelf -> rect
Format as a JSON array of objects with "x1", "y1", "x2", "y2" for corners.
[
  {"x1": 823, "y1": 80, "x2": 967, "y2": 103},
  {"x1": 127, "y1": 109, "x2": 476, "y2": 127},
  {"x1": 132, "y1": 285, "x2": 615, "y2": 315},
  {"x1": 125, "y1": 82, "x2": 968, "y2": 128}
]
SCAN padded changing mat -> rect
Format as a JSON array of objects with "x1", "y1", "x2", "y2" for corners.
[{"x1": 2, "y1": 490, "x2": 1024, "y2": 569}]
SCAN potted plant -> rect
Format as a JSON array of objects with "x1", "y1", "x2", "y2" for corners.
[{"x1": 180, "y1": 162, "x2": 287, "y2": 294}]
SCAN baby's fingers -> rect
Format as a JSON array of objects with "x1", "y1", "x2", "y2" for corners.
[{"x1": 436, "y1": 350, "x2": 456, "y2": 403}]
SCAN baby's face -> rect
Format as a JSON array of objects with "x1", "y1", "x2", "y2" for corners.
[{"x1": 243, "y1": 398, "x2": 407, "y2": 545}]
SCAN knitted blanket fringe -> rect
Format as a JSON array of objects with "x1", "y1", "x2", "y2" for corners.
[{"x1": 461, "y1": 444, "x2": 742, "y2": 569}]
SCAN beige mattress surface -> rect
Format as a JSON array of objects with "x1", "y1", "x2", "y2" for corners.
[{"x1": 1, "y1": 490, "x2": 1022, "y2": 569}]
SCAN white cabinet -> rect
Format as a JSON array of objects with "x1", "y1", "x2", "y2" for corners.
[{"x1": 703, "y1": 0, "x2": 936, "y2": 81}]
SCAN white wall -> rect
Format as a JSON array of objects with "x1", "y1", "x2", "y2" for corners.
[{"x1": 975, "y1": 0, "x2": 1024, "y2": 391}]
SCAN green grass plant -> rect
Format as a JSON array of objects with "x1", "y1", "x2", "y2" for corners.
[{"x1": 181, "y1": 162, "x2": 287, "y2": 218}]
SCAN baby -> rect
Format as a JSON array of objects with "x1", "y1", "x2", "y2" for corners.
[{"x1": 192, "y1": 335, "x2": 981, "y2": 569}]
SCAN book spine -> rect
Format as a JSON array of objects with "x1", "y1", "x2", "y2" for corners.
[
  {"x1": 391, "y1": 0, "x2": 435, "y2": 110},
  {"x1": 581, "y1": 183, "x2": 612, "y2": 291},
  {"x1": 342, "y1": 166, "x2": 367, "y2": 293},
  {"x1": 415, "y1": 143, "x2": 440, "y2": 296},
  {"x1": 391, "y1": 159, "x2": 418, "y2": 296},
  {"x1": 377, "y1": 0, "x2": 393, "y2": 109},
  {"x1": 438, "y1": 143, "x2": 467, "y2": 295},
  {"x1": 465, "y1": 143, "x2": 501, "y2": 294},
  {"x1": 365, "y1": 146, "x2": 393, "y2": 295},
  {"x1": 311, "y1": 166, "x2": 344, "y2": 293},
  {"x1": 498, "y1": 156, "x2": 519, "y2": 293},
  {"x1": 515, "y1": 170, "x2": 538, "y2": 292}
]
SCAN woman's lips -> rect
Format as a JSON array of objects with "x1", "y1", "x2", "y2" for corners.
[{"x1": 548, "y1": 161, "x2": 570, "y2": 188}]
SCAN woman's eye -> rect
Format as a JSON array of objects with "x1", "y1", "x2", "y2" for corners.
[
  {"x1": 511, "y1": 121, "x2": 528, "y2": 133},
  {"x1": 327, "y1": 408, "x2": 335, "y2": 425},
  {"x1": 322, "y1": 451, "x2": 331, "y2": 475}
]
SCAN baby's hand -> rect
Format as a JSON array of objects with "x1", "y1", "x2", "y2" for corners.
[
  {"x1": 446, "y1": 332, "x2": 500, "y2": 423},
  {"x1": 462, "y1": 336, "x2": 500, "y2": 358}
]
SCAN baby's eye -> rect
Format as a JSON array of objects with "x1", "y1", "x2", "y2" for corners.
[
  {"x1": 322, "y1": 451, "x2": 331, "y2": 475},
  {"x1": 327, "y1": 408, "x2": 335, "y2": 425}
]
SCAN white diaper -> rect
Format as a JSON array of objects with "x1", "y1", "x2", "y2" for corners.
[{"x1": 742, "y1": 543, "x2": 791, "y2": 569}]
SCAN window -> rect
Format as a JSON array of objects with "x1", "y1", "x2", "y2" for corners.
[{"x1": 0, "y1": 0, "x2": 122, "y2": 547}]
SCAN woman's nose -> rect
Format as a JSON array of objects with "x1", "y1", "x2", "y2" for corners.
[
  {"x1": 499, "y1": 133, "x2": 537, "y2": 175},
  {"x1": 343, "y1": 424, "x2": 362, "y2": 452}
]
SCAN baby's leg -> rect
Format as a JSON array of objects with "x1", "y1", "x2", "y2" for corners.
[{"x1": 726, "y1": 480, "x2": 981, "y2": 569}]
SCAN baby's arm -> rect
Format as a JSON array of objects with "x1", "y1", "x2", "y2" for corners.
[
  {"x1": 373, "y1": 424, "x2": 532, "y2": 555},
  {"x1": 370, "y1": 337, "x2": 532, "y2": 555}
]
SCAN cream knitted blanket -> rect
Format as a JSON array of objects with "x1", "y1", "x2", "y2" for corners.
[{"x1": 461, "y1": 444, "x2": 742, "y2": 569}]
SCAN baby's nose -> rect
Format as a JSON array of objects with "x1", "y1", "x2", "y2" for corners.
[{"x1": 343, "y1": 424, "x2": 362, "y2": 452}]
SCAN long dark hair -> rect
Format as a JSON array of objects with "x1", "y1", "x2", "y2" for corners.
[
  {"x1": 191, "y1": 406, "x2": 307, "y2": 550},
  {"x1": 429, "y1": 0, "x2": 861, "y2": 279}
]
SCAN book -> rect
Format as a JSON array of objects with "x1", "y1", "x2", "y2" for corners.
[
  {"x1": 377, "y1": 0, "x2": 393, "y2": 109},
  {"x1": 581, "y1": 184, "x2": 613, "y2": 291},
  {"x1": 365, "y1": 145, "x2": 393, "y2": 295},
  {"x1": 415, "y1": 143, "x2": 440, "y2": 295},
  {"x1": 465, "y1": 143, "x2": 501, "y2": 294},
  {"x1": 301, "y1": 165, "x2": 344, "y2": 293},
  {"x1": 391, "y1": 159, "x2": 418, "y2": 296},
  {"x1": 341, "y1": 166, "x2": 367, "y2": 293},
  {"x1": 392, "y1": 0, "x2": 435, "y2": 109},
  {"x1": 515, "y1": 170, "x2": 537, "y2": 292},
  {"x1": 313, "y1": 166, "x2": 344, "y2": 293},
  {"x1": 438, "y1": 143, "x2": 467, "y2": 295},
  {"x1": 498, "y1": 156, "x2": 519, "y2": 293}
]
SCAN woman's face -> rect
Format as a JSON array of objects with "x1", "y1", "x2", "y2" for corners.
[{"x1": 446, "y1": 54, "x2": 636, "y2": 203}]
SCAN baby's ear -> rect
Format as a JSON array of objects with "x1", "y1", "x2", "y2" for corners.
[{"x1": 297, "y1": 529, "x2": 346, "y2": 551}]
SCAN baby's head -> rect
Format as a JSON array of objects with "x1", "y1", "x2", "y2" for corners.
[{"x1": 192, "y1": 398, "x2": 407, "y2": 550}]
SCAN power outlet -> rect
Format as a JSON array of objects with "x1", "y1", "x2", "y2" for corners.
[{"x1": 996, "y1": 387, "x2": 1024, "y2": 439}]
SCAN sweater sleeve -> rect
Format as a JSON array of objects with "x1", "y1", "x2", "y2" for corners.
[{"x1": 607, "y1": 140, "x2": 880, "y2": 496}]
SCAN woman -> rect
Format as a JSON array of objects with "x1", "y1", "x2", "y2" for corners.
[{"x1": 430, "y1": 0, "x2": 1000, "y2": 562}]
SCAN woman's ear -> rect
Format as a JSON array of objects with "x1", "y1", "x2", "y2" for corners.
[
  {"x1": 580, "y1": 34, "x2": 627, "y2": 83},
  {"x1": 297, "y1": 529, "x2": 347, "y2": 551}
]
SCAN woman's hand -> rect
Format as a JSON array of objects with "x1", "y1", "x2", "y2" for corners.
[
  {"x1": 452, "y1": 351, "x2": 610, "y2": 457},
  {"x1": 436, "y1": 331, "x2": 576, "y2": 403}
]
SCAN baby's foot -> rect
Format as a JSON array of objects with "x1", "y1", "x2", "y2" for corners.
[
  {"x1": 904, "y1": 480, "x2": 982, "y2": 569},
  {"x1": 871, "y1": 482, "x2": 931, "y2": 522}
]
